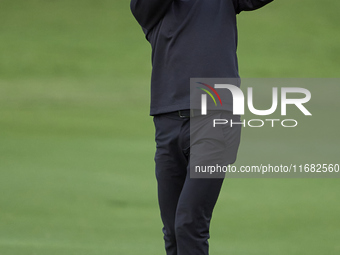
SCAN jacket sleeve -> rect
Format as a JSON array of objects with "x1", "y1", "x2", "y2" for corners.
[
  {"x1": 130, "y1": 0, "x2": 174, "y2": 30},
  {"x1": 232, "y1": 0, "x2": 273, "y2": 14}
]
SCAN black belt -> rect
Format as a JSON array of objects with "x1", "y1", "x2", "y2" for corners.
[
  {"x1": 165, "y1": 109, "x2": 202, "y2": 118},
  {"x1": 179, "y1": 109, "x2": 195, "y2": 118},
  {"x1": 162, "y1": 110, "x2": 233, "y2": 119}
]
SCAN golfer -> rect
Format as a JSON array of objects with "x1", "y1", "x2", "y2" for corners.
[{"x1": 130, "y1": 1, "x2": 273, "y2": 254}]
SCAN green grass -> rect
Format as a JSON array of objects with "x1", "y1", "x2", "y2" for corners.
[{"x1": 0, "y1": 0, "x2": 340, "y2": 254}]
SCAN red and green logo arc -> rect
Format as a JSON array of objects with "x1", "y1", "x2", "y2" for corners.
[{"x1": 196, "y1": 82, "x2": 223, "y2": 106}]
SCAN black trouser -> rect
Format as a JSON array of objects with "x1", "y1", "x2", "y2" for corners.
[{"x1": 153, "y1": 111, "x2": 241, "y2": 255}]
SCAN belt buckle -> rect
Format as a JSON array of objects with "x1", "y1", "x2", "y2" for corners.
[
  {"x1": 178, "y1": 110, "x2": 188, "y2": 118},
  {"x1": 178, "y1": 110, "x2": 195, "y2": 118}
]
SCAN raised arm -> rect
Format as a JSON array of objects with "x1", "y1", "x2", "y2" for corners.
[
  {"x1": 232, "y1": 0, "x2": 274, "y2": 14},
  {"x1": 130, "y1": 0, "x2": 174, "y2": 30}
]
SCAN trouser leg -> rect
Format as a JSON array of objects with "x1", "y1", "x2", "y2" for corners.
[
  {"x1": 157, "y1": 173, "x2": 185, "y2": 255},
  {"x1": 175, "y1": 177, "x2": 224, "y2": 255},
  {"x1": 154, "y1": 114, "x2": 189, "y2": 255},
  {"x1": 154, "y1": 111, "x2": 240, "y2": 255}
]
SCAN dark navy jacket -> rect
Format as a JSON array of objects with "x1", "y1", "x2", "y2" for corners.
[{"x1": 131, "y1": 0, "x2": 273, "y2": 115}]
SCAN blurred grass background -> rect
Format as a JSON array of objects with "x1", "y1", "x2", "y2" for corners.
[{"x1": 0, "y1": 0, "x2": 339, "y2": 254}]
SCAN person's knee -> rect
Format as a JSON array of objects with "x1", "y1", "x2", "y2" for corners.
[
  {"x1": 175, "y1": 208, "x2": 211, "y2": 239},
  {"x1": 174, "y1": 221, "x2": 186, "y2": 239},
  {"x1": 174, "y1": 211, "x2": 196, "y2": 239}
]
